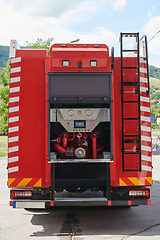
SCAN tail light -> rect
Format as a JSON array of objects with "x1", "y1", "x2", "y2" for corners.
[
  {"x1": 11, "y1": 190, "x2": 32, "y2": 199},
  {"x1": 129, "y1": 189, "x2": 150, "y2": 198}
]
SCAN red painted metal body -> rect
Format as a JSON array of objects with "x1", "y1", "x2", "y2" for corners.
[{"x1": 8, "y1": 38, "x2": 152, "y2": 207}]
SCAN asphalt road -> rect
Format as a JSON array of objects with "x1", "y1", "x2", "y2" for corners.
[{"x1": 0, "y1": 155, "x2": 160, "y2": 240}]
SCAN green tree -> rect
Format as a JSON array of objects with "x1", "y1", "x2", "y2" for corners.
[
  {"x1": 0, "y1": 60, "x2": 10, "y2": 133},
  {"x1": 0, "y1": 38, "x2": 53, "y2": 133},
  {"x1": 25, "y1": 38, "x2": 53, "y2": 56}
]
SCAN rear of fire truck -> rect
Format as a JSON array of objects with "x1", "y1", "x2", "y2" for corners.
[{"x1": 8, "y1": 33, "x2": 152, "y2": 209}]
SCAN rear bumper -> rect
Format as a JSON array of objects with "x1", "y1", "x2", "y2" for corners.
[{"x1": 10, "y1": 198, "x2": 151, "y2": 209}]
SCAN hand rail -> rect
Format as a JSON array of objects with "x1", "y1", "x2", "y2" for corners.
[{"x1": 139, "y1": 35, "x2": 150, "y2": 96}]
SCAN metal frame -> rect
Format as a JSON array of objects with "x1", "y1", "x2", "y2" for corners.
[
  {"x1": 140, "y1": 35, "x2": 150, "y2": 96},
  {"x1": 47, "y1": 72, "x2": 113, "y2": 202}
]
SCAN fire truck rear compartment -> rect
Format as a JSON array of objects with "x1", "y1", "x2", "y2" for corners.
[{"x1": 48, "y1": 72, "x2": 113, "y2": 194}]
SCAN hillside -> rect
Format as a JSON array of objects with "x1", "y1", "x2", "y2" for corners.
[
  {"x1": 150, "y1": 77, "x2": 160, "y2": 91},
  {"x1": 149, "y1": 65, "x2": 160, "y2": 80},
  {"x1": 0, "y1": 45, "x2": 9, "y2": 70}
]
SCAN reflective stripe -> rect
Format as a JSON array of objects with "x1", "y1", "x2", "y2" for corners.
[
  {"x1": 17, "y1": 178, "x2": 32, "y2": 187},
  {"x1": 140, "y1": 87, "x2": 148, "y2": 92},
  {"x1": 142, "y1": 165, "x2": 152, "y2": 172},
  {"x1": 8, "y1": 146, "x2": 19, "y2": 153},
  {"x1": 140, "y1": 106, "x2": 150, "y2": 112},
  {"x1": 140, "y1": 67, "x2": 147, "y2": 73},
  {"x1": 140, "y1": 77, "x2": 148, "y2": 83},
  {"x1": 141, "y1": 126, "x2": 151, "y2": 132},
  {"x1": 128, "y1": 177, "x2": 143, "y2": 186},
  {"x1": 10, "y1": 77, "x2": 20, "y2": 83},
  {"x1": 11, "y1": 57, "x2": 21, "y2": 64},
  {"x1": 8, "y1": 126, "x2": 19, "y2": 133},
  {"x1": 142, "y1": 155, "x2": 151, "y2": 162},
  {"x1": 9, "y1": 97, "x2": 20, "y2": 103},
  {"x1": 8, "y1": 136, "x2": 19, "y2": 143},
  {"x1": 141, "y1": 135, "x2": 151, "y2": 142},
  {"x1": 10, "y1": 87, "x2": 20, "y2": 93},
  {"x1": 10, "y1": 67, "x2": 21, "y2": 73},
  {"x1": 141, "y1": 116, "x2": 150, "y2": 122},
  {"x1": 8, "y1": 156, "x2": 19, "y2": 163},
  {"x1": 142, "y1": 145, "x2": 151, "y2": 152},
  {"x1": 15, "y1": 201, "x2": 45, "y2": 209},
  {"x1": 140, "y1": 96, "x2": 149, "y2": 102},
  {"x1": 9, "y1": 106, "x2": 19, "y2": 113},
  {"x1": 139, "y1": 58, "x2": 146, "y2": 63},
  {"x1": 9, "y1": 116, "x2": 19, "y2": 123},
  {"x1": 8, "y1": 166, "x2": 19, "y2": 173}
]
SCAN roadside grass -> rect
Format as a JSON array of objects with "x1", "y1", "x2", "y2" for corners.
[
  {"x1": 0, "y1": 136, "x2": 7, "y2": 157},
  {"x1": 152, "y1": 125, "x2": 160, "y2": 134},
  {"x1": 150, "y1": 77, "x2": 160, "y2": 89}
]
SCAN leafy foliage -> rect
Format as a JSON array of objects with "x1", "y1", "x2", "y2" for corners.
[
  {"x1": 150, "y1": 92, "x2": 160, "y2": 100},
  {"x1": 149, "y1": 65, "x2": 160, "y2": 80},
  {"x1": 24, "y1": 38, "x2": 53, "y2": 56},
  {"x1": 0, "y1": 38, "x2": 53, "y2": 133},
  {"x1": 151, "y1": 123, "x2": 159, "y2": 129},
  {"x1": 0, "y1": 60, "x2": 10, "y2": 133},
  {"x1": 0, "y1": 45, "x2": 9, "y2": 70}
]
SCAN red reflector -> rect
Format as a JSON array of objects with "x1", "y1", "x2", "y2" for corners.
[
  {"x1": 10, "y1": 200, "x2": 13, "y2": 206},
  {"x1": 129, "y1": 189, "x2": 150, "y2": 198},
  {"x1": 11, "y1": 190, "x2": 32, "y2": 199}
]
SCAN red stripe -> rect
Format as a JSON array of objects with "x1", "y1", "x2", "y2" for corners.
[
  {"x1": 9, "y1": 92, "x2": 20, "y2": 98},
  {"x1": 9, "y1": 178, "x2": 23, "y2": 187},
  {"x1": 139, "y1": 61, "x2": 147, "y2": 67},
  {"x1": 10, "y1": 62, "x2": 21, "y2": 68},
  {"x1": 121, "y1": 178, "x2": 135, "y2": 186},
  {"x1": 141, "y1": 141, "x2": 151, "y2": 147},
  {"x1": 8, "y1": 152, "x2": 19, "y2": 160},
  {"x1": 141, "y1": 151, "x2": 152, "y2": 157},
  {"x1": 140, "y1": 92, "x2": 149, "y2": 98},
  {"x1": 140, "y1": 101, "x2": 150, "y2": 107},
  {"x1": 25, "y1": 178, "x2": 40, "y2": 187},
  {"x1": 140, "y1": 72, "x2": 147, "y2": 78},
  {"x1": 141, "y1": 122, "x2": 151, "y2": 128},
  {"x1": 141, "y1": 131, "x2": 151, "y2": 137},
  {"x1": 141, "y1": 161, "x2": 152, "y2": 167}
]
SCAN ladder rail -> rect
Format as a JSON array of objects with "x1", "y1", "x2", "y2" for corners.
[{"x1": 120, "y1": 32, "x2": 141, "y2": 172}]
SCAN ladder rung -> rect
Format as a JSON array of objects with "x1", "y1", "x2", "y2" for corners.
[
  {"x1": 122, "y1": 90, "x2": 138, "y2": 94},
  {"x1": 123, "y1": 82, "x2": 138, "y2": 86},
  {"x1": 123, "y1": 101, "x2": 138, "y2": 103},
  {"x1": 124, "y1": 118, "x2": 139, "y2": 120},
  {"x1": 124, "y1": 140, "x2": 139, "y2": 143},
  {"x1": 123, "y1": 67, "x2": 138, "y2": 69},
  {"x1": 124, "y1": 135, "x2": 139, "y2": 137},
  {"x1": 124, "y1": 152, "x2": 139, "y2": 155},
  {"x1": 122, "y1": 50, "x2": 138, "y2": 52},
  {"x1": 121, "y1": 33, "x2": 138, "y2": 37},
  {"x1": 123, "y1": 169, "x2": 140, "y2": 172}
]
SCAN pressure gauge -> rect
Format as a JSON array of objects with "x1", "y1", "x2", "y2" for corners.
[
  {"x1": 68, "y1": 110, "x2": 74, "y2": 116},
  {"x1": 85, "y1": 109, "x2": 92, "y2": 116}
]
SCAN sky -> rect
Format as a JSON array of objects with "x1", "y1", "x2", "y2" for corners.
[{"x1": 0, "y1": 0, "x2": 160, "y2": 67}]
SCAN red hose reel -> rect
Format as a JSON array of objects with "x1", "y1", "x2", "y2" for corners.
[{"x1": 53, "y1": 132, "x2": 104, "y2": 159}]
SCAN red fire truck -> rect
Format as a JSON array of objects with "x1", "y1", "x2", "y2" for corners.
[{"x1": 8, "y1": 33, "x2": 152, "y2": 208}]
